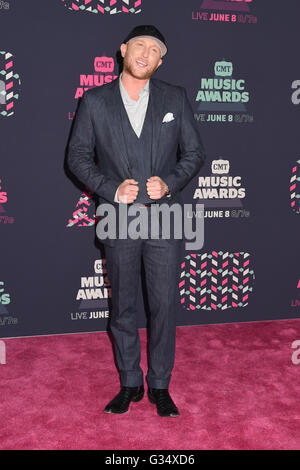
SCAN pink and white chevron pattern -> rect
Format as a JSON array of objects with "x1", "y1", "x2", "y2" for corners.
[
  {"x1": 290, "y1": 160, "x2": 300, "y2": 215},
  {"x1": 67, "y1": 191, "x2": 96, "y2": 227},
  {"x1": 0, "y1": 51, "x2": 21, "y2": 117},
  {"x1": 179, "y1": 251, "x2": 255, "y2": 311},
  {"x1": 61, "y1": 0, "x2": 142, "y2": 14}
]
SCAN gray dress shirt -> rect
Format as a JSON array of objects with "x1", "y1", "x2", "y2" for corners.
[{"x1": 119, "y1": 72, "x2": 150, "y2": 138}]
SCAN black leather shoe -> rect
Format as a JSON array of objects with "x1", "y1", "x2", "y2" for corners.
[
  {"x1": 104, "y1": 385, "x2": 144, "y2": 414},
  {"x1": 148, "y1": 388, "x2": 180, "y2": 417}
]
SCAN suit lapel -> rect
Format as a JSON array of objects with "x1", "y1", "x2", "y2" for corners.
[
  {"x1": 150, "y1": 79, "x2": 166, "y2": 174},
  {"x1": 105, "y1": 78, "x2": 132, "y2": 175}
]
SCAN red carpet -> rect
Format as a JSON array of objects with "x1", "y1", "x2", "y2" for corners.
[{"x1": 1, "y1": 319, "x2": 300, "y2": 450}]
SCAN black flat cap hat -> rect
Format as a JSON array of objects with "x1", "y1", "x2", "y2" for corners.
[{"x1": 123, "y1": 25, "x2": 167, "y2": 57}]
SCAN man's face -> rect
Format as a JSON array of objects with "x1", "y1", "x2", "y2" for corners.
[{"x1": 120, "y1": 37, "x2": 163, "y2": 80}]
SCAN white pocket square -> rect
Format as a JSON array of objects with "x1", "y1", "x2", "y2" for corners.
[{"x1": 162, "y1": 112, "x2": 175, "y2": 123}]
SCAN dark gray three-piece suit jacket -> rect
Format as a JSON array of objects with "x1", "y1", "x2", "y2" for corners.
[{"x1": 68, "y1": 76, "x2": 206, "y2": 246}]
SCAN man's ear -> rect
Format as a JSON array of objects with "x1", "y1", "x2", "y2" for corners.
[
  {"x1": 157, "y1": 58, "x2": 163, "y2": 69},
  {"x1": 120, "y1": 43, "x2": 127, "y2": 59}
]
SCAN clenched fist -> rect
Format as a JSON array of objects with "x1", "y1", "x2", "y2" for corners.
[
  {"x1": 146, "y1": 176, "x2": 169, "y2": 200},
  {"x1": 117, "y1": 179, "x2": 139, "y2": 204}
]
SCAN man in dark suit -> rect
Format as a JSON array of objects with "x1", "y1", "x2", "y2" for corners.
[{"x1": 68, "y1": 25, "x2": 205, "y2": 417}]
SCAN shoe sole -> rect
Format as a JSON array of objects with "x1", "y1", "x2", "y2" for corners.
[{"x1": 147, "y1": 392, "x2": 180, "y2": 417}]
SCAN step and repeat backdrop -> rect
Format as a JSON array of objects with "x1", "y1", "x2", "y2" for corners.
[{"x1": 0, "y1": 0, "x2": 299, "y2": 338}]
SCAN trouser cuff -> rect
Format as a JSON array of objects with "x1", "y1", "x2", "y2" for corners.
[
  {"x1": 146, "y1": 375, "x2": 171, "y2": 389},
  {"x1": 120, "y1": 370, "x2": 144, "y2": 387}
]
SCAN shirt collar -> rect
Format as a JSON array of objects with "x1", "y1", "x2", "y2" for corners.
[{"x1": 119, "y1": 72, "x2": 149, "y2": 103}]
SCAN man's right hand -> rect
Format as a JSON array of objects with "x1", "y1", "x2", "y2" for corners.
[{"x1": 117, "y1": 179, "x2": 139, "y2": 204}]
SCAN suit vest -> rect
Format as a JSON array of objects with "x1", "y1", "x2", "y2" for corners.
[{"x1": 119, "y1": 89, "x2": 154, "y2": 205}]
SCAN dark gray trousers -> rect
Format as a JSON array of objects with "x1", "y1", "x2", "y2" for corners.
[{"x1": 104, "y1": 207, "x2": 181, "y2": 389}]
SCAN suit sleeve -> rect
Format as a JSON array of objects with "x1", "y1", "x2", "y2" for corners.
[
  {"x1": 163, "y1": 87, "x2": 206, "y2": 195},
  {"x1": 67, "y1": 92, "x2": 121, "y2": 203}
]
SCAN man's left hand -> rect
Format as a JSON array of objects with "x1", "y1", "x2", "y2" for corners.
[{"x1": 146, "y1": 176, "x2": 169, "y2": 199}]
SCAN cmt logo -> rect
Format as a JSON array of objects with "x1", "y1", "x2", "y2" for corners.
[
  {"x1": 211, "y1": 158, "x2": 230, "y2": 174},
  {"x1": 195, "y1": 60, "x2": 250, "y2": 111},
  {"x1": 70, "y1": 258, "x2": 111, "y2": 321},
  {"x1": 68, "y1": 54, "x2": 118, "y2": 119},
  {"x1": 192, "y1": 158, "x2": 247, "y2": 215},
  {"x1": 61, "y1": 0, "x2": 142, "y2": 15},
  {"x1": 201, "y1": 0, "x2": 252, "y2": 11},
  {"x1": 215, "y1": 60, "x2": 233, "y2": 77},
  {"x1": 94, "y1": 56, "x2": 114, "y2": 73},
  {"x1": 73, "y1": 55, "x2": 117, "y2": 100},
  {"x1": 0, "y1": 51, "x2": 21, "y2": 117}
]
